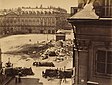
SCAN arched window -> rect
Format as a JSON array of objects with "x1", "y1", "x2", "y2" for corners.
[
  {"x1": 41, "y1": 11, "x2": 44, "y2": 14},
  {"x1": 49, "y1": 11, "x2": 51, "y2": 14},
  {"x1": 37, "y1": 11, "x2": 40, "y2": 14},
  {"x1": 44, "y1": 11, "x2": 48, "y2": 14}
]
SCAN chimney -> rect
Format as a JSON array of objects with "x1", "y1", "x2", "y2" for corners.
[{"x1": 71, "y1": 7, "x2": 78, "y2": 16}]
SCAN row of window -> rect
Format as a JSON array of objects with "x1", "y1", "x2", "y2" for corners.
[
  {"x1": 0, "y1": 23, "x2": 56, "y2": 26},
  {"x1": 0, "y1": 18, "x2": 56, "y2": 23},
  {"x1": 0, "y1": 27, "x2": 56, "y2": 34},
  {"x1": 103, "y1": 6, "x2": 112, "y2": 17},
  {"x1": 94, "y1": 0, "x2": 112, "y2": 17},
  {"x1": 93, "y1": 0, "x2": 112, "y2": 6},
  {"x1": 21, "y1": 11, "x2": 53, "y2": 15},
  {"x1": 103, "y1": 0, "x2": 112, "y2": 6},
  {"x1": 0, "y1": 17, "x2": 56, "y2": 23},
  {"x1": 0, "y1": 18, "x2": 56, "y2": 26}
]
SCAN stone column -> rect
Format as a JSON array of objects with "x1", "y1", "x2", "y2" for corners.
[{"x1": 78, "y1": 50, "x2": 88, "y2": 85}]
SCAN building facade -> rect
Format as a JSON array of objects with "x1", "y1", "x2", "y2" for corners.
[
  {"x1": 68, "y1": 0, "x2": 112, "y2": 85},
  {"x1": 78, "y1": 0, "x2": 112, "y2": 17},
  {"x1": 0, "y1": 6, "x2": 71, "y2": 35}
]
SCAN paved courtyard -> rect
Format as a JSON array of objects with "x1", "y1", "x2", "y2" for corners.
[{"x1": 0, "y1": 34, "x2": 73, "y2": 85}]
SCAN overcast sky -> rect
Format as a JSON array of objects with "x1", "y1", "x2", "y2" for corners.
[{"x1": 0, "y1": 0, "x2": 78, "y2": 13}]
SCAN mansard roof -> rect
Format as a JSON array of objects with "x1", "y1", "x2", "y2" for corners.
[{"x1": 0, "y1": 6, "x2": 67, "y2": 16}]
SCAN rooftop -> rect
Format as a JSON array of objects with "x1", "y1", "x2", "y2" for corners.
[
  {"x1": 0, "y1": 6, "x2": 67, "y2": 16},
  {"x1": 70, "y1": 3, "x2": 99, "y2": 19}
]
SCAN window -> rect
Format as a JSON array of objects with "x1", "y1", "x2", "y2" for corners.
[
  {"x1": 96, "y1": 50, "x2": 112, "y2": 76},
  {"x1": 104, "y1": 0, "x2": 112, "y2": 6},
  {"x1": 40, "y1": 30, "x2": 44, "y2": 33},
  {"x1": 93, "y1": 0, "x2": 112, "y2": 17},
  {"x1": 103, "y1": 0, "x2": 112, "y2": 17},
  {"x1": 33, "y1": 20, "x2": 35, "y2": 22},
  {"x1": 22, "y1": 19, "x2": 24, "y2": 22},
  {"x1": 48, "y1": 30, "x2": 51, "y2": 34},
  {"x1": 41, "y1": 21, "x2": 43, "y2": 25},
  {"x1": 52, "y1": 30, "x2": 55, "y2": 34}
]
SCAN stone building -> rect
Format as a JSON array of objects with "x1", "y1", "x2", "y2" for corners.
[
  {"x1": 78, "y1": 0, "x2": 112, "y2": 17},
  {"x1": 68, "y1": 0, "x2": 112, "y2": 85},
  {"x1": 0, "y1": 6, "x2": 71, "y2": 35}
]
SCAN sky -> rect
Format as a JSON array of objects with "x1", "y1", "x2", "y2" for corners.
[{"x1": 0, "y1": 0, "x2": 78, "y2": 13}]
